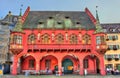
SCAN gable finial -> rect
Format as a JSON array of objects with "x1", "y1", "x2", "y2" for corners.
[
  {"x1": 96, "y1": 6, "x2": 99, "y2": 23},
  {"x1": 19, "y1": 4, "x2": 23, "y2": 16}
]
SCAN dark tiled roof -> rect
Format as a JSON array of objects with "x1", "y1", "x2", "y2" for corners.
[
  {"x1": 1, "y1": 15, "x2": 18, "y2": 26},
  {"x1": 23, "y1": 11, "x2": 96, "y2": 30},
  {"x1": 101, "y1": 23, "x2": 120, "y2": 33}
]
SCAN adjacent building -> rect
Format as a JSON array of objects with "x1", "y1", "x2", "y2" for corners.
[
  {"x1": 101, "y1": 23, "x2": 120, "y2": 71},
  {"x1": 0, "y1": 11, "x2": 18, "y2": 74},
  {"x1": 10, "y1": 7, "x2": 107, "y2": 75}
]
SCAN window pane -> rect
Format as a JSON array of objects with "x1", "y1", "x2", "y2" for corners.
[
  {"x1": 96, "y1": 36, "x2": 101, "y2": 44},
  {"x1": 84, "y1": 59, "x2": 88, "y2": 68},
  {"x1": 45, "y1": 60, "x2": 51, "y2": 69},
  {"x1": 29, "y1": 59, "x2": 35, "y2": 68}
]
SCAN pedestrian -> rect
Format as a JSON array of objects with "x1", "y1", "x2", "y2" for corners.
[
  {"x1": 62, "y1": 67, "x2": 64, "y2": 75},
  {"x1": 84, "y1": 69, "x2": 87, "y2": 76}
]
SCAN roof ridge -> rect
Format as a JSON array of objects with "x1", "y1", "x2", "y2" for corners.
[
  {"x1": 30, "y1": 10, "x2": 85, "y2": 12},
  {"x1": 101, "y1": 23, "x2": 120, "y2": 25}
]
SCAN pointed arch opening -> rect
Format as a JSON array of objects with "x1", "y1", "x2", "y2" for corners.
[
  {"x1": 82, "y1": 33, "x2": 91, "y2": 44},
  {"x1": 55, "y1": 33, "x2": 64, "y2": 44},
  {"x1": 69, "y1": 34, "x2": 78, "y2": 44},
  {"x1": 83, "y1": 54, "x2": 100, "y2": 75},
  {"x1": 40, "y1": 55, "x2": 58, "y2": 74},
  {"x1": 28, "y1": 34, "x2": 36, "y2": 44},
  {"x1": 62, "y1": 54, "x2": 79, "y2": 74},
  {"x1": 20, "y1": 55, "x2": 36, "y2": 74},
  {"x1": 41, "y1": 33, "x2": 50, "y2": 44}
]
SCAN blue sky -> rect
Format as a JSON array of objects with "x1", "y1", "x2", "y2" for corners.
[{"x1": 0, "y1": 0, "x2": 120, "y2": 23}]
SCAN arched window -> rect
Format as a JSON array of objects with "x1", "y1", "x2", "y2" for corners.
[
  {"x1": 69, "y1": 34, "x2": 78, "y2": 44},
  {"x1": 55, "y1": 33, "x2": 64, "y2": 44},
  {"x1": 82, "y1": 34, "x2": 91, "y2": 44},
  {"x1": 13, "y1": 35, "x2": 22, "y2": 44},
  {"x1": 28, "y1": 34, "x2": 36, "y2": 44},
  {"x1": 42, "y1": 34, "x2": 50, "y2": 44}
]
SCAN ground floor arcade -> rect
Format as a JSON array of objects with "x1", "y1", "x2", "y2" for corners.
[{"x1": 11, "y1": 52, "x2": 106, "y2": 76}]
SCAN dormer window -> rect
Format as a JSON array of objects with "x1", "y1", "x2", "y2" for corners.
[
  {"x1": 38, "y1": 21, "x2": 44, "y2": 29},
  {"x1": 76, "y1": 22, "x2": 80, "y2": 24},
  {"x1": 109, "y1": 28, "x2": 115, "y2": 32},
  {"x1": 65, "y1": 16, "x2": 69, "y2": 19},
  {"x1": 64, "y1": 16, "x2": 72, "y2": 28},
  {"x1": 47, "y1": 17, "x2": 55, "y2": 28},
  {"x1": 113, "y1": 29, "x2": 116, "y2": 32},
  {"x1": 118, "y1": 28, "x2": 120, "y2": 32},
  {"x1": 38, "y1": 22, "x2": 43, "y2": 24},
  {"x1": 57, "y1": 22, "x2": 62, "y2": 24},
  {"x1": 13, "y1": 17, "x2": 18, "y2": 22},
  {"x1": 49, "y1": 17, "x2": 53, "y2": 19}
]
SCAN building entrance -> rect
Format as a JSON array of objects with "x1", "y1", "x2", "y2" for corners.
[{"x1": 62, "y1": 59, "x2": 73, "y2": 74}]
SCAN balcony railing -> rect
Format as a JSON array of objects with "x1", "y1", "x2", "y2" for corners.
[
  {"x1": 10, "y1": 44, "x2": 23, "y2": 49},
  {"x1": 27, "y1": 44, "x2": 92, "y2": 52}
]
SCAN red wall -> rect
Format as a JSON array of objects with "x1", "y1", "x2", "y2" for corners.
[
  {"x1": 40, "y1": 55, "x2": 58, "y2": 71},
  {"x1": 21, "y1": 56, "x2": 36, "y2": 70}
]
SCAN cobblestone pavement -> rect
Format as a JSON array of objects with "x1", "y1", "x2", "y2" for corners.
[{"x1": 0, "y1": 75, "x2": 120, "y2": 78}]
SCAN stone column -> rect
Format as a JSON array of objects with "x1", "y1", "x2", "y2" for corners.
[
  {"x1": 12, "y1": 55, "x2": 18, "y2": 75},
  {"x1": 36, "y1": 59, "x2": 40, "y2": 74},
  {"x1": 79, "y1": 60, "x2": 84, "y2": 75},
  {"x1": 58, "y1": 59, "x2": 62, "y2": 76},
  {"x1": 100, "y1": 56, "x2": 106, "y2": 76}
]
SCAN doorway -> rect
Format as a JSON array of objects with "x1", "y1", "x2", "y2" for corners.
[{"x1": 62, "y1": 59, "x2": 73, "y2": 74}]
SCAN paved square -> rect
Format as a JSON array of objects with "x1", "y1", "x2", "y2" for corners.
[{"x1": 1, "y1": 75, "x2": 120, "y2": 78}]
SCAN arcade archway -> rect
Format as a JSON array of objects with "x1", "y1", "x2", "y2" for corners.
[
  {"x1": 83, "y1": 54, "x2": 100, "y2": 75},
  {"x1": 40, "y1": 55, "x2": 58, "y2": 74},
  {"x1": 20, "y1": 55, "x2": 36, "y2": 74},
  {"x1": 62, "y1": 54, "x2": 79, "y2": 74}
]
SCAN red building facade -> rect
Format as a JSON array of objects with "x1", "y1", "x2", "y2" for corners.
[{"x1": 10, "y1": 7, "x2": 107, "y2": 76}]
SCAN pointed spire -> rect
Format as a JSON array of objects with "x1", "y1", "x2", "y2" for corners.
[
  {"x1": 13, "y1": 5, "x2": 23, "y2": 32},
  {"x1": 95, "y1": 6, "x2": 103, "y2": 33},
  {"x1": 96, "y1": 6, "x2": 99, "y2": 22},
  {"x1": 19, "y1": 8, "x2": 22, "y2": 16},
  {"x1": 13, "y1": 16, "x2": 23, "y2": 32},
  {"x1": 19, "y1": 4, "x2": 23, "y2": 16}
]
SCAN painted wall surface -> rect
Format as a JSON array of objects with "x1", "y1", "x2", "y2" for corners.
[
  {"x1": 10, "y1": 29, "x2": 106, "y2": 76},
  {"x1": 21, "y1": 56, "x2": 36, "y2": 70},
  {"x1": 10, "y1": 7, "x2": 106, "y2": 76},
  {"x1": 104, "y1": 34, "x2": 120, "y2": 70}
]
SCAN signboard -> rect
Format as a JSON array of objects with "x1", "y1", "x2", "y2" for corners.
[
  {"x1": 0, "y1": 70, "x2": 3, "y2": 75},
  {"x1": 0, "y1": 65, "x2": 3, "y2": 75}
]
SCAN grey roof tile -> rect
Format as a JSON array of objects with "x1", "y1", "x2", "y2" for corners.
[
  {"x1": 23, "y1": 11, "x2": 96, "y2": 30},
  {"x1": 101, "y1": 23, "x2": 120, "y2": 33}
]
